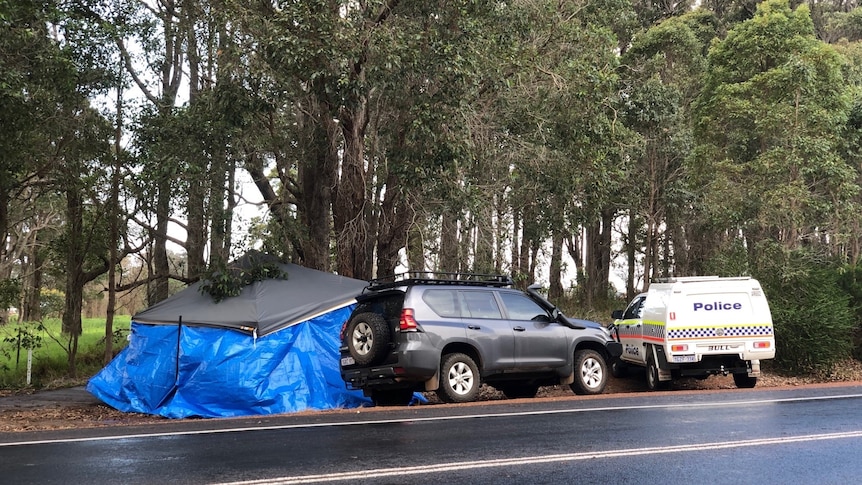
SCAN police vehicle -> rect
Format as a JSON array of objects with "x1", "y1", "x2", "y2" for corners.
[{"x1": 611, "y1": 276, "x2": 775, "y2": 390}]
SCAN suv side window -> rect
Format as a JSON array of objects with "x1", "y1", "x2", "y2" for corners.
[
  {"x1": 498, "y1": 292, "x2": 549, "y2": 321},
  {"x1": 422, "y1": 289, "x2": 461, "y2": 317},
  {"x1": 459, "y1": 290, "x2": 502, "y2": 319}
]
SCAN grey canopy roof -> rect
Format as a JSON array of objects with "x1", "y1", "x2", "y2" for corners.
[{"x1": 132, "y1": 260, "x2": 368, "y2": 337}]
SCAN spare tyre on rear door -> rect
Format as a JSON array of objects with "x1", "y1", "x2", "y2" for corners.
[{"x1": 344, "y1": 312, "x2": 391, "y2": 365}]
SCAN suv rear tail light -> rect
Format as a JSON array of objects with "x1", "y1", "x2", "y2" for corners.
[{"x1": 400, "y1": 308, "x2": 418, "y2": 331}]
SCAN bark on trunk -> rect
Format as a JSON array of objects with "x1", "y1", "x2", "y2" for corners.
[
  {"x1": 375, "y1": 174, "x2": 412, "y2": 278},
  {"x1": 334, "y1": 105, "x2": 371, "y2": 279},
  {"x1": 549, "y1": 230, "x2": 564, "y2": 300},
  {"x1": 439, "y1": 209, "x2": 459, "y2": 273}
]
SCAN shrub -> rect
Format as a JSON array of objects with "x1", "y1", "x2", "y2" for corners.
[{"x1": 754, "y1": 246, "x2": 855, "y2": 375}]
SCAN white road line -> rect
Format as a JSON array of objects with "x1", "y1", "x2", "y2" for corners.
[
  {"x1": 212, "y1": 431, "x2": 862, "y2": 484},
  {"x1": 1, "y1": 392, "x2": 861, "y2": 447}
]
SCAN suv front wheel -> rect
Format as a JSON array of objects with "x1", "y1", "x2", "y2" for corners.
[
  {"x1": 436, "y1": 353, "x2": 481, "y2": 403},
  {"x1": 569, "y1": 349, "x2": 608, "y2": 395},
  {"x1": 345, "y1": 312, "x2": 391, "y2": 365}
]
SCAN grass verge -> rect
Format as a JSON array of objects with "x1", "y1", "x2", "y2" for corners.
[{"x1": 0, "y1": 315, "x2": 131, "y2": 389}]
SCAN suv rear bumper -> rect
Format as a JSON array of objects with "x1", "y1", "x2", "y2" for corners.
[{"x1": 341, "y1": 346, "x2": 439, "y2": 390}]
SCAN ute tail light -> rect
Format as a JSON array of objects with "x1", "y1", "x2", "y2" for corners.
[{"x1": 400, "y1": 308, "x2": 419, "y2": 331}]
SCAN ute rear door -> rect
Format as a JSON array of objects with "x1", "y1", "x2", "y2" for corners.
[{"x1": 668, "y1": 283, "x2": 774, "y2": 363}]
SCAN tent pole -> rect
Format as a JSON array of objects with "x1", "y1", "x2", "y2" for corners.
[{"x1": 175, "y1": 316, "x2": 182, "y2": 383}]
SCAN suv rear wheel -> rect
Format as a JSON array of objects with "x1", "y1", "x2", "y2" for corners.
[
  {"x1": 345, "y1": 312, "x2": 391, "y2": 365},
  {"x1": 569, "y1": 349, "x2": 607, "y2": 395},
  {"x1": 436, "y1": 353, "x2": 481, "y2": 403}
]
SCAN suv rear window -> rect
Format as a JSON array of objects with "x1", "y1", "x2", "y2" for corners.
[{"x1": 422, "y1": 289, "x2": 460, "y2": 317}]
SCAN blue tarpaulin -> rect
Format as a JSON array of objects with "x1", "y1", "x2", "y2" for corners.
[{"x1": 87, "y1": 256, "x2": 371, "y2": 418}]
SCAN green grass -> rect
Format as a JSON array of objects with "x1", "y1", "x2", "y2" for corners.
[{"x1": 0, "y1": 315, "x2": 131, "y2": 389}]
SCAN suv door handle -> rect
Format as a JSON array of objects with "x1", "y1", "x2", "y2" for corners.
[
  {"x1": 468, "y1": 325, "x2": 481, "y2": 330},
  {"x1": 513, "y1": 326, "x2": 526, "y2": 332}
]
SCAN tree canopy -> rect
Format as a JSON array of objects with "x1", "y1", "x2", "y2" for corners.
[{"x1": 3, "y1": 0, "x2": 862, "y2": 374}]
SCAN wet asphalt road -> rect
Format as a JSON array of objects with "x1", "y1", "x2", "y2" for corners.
[{"x1": 1, "y1": 384, "x2": 861, "y2": 484}]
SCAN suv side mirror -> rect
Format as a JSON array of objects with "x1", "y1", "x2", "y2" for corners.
[{"x1": 611, "y1": 309, "x2": 624, "y2": 320}]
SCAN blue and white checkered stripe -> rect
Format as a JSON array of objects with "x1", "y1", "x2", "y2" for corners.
[{"x1": 667, "y1": 325, "x2": 773, "y2": 340}]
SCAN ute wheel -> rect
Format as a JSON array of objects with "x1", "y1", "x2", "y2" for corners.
[
  {"x1": 570, "y1": 349, "x2": 608, "y2": 395},
  {"x1": 370, "y1": 388, "x2": 414, "y2": 406},
  {"x1": 345, "y1": 312, "x2": 391, "y2": 366},
  {"x1": 733, "y1": 373, "x2": 758, "y2": 389},
  {"x1": 500, "y1": 383, "x2": 540, "y2": 399},
  {"x1": 436, "y1": 353, "x2": 481, "y2": 403},
  {"x1": 611, "y1": 359, "x2": 628, "y2": 378},
  {"x1": 645, "y1": 351, "x2": 669, "y2": 391}
]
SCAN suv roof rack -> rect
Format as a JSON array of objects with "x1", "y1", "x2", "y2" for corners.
[{"x1": 366, "y1": 272, "x2": 513, "y2": 291}]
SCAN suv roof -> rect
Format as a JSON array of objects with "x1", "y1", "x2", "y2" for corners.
[{"x1": 363, "y1": 272, "x2": 514, "y2": 292}]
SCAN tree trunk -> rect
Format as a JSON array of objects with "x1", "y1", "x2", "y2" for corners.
[
  {"x1": 407, "y1": 220, "x2": 425, "y2": 272},
  {"x1": 511, "y1": 209, "x2": 521, "y2": 278},
  {"x1": 21, "y1": 240, "x2": 43, "y2": 322},
  {"x1": 297, "y1": 98, "x2": 338, "y2": 271},
  {"x1": 375, "y1": 174, "x2": 412, "y2": 278},
  {"x1": 626, "y1": 208, "x2": 637, "y2": 298},
  {"x1": 150, "y1": 176, "x2": 171, "y2": 305},
  {"x1": 585, "y1": 209, "x2": 613, "y2": 305},
  {"x1": 185, "y1": 162, "x2": 206, "y2": 279},
  {"x1": 474, "y1": 204, "x2": 495, "y2": 275},
  {"x1": 549, "y1": 229, "x2": 564, "y2": 300},
  {"x1": 208, "y1": 147, "x2": 229, "y2": 268},
  {"x1": 439, "y1": 209, "x2": 459, "y2": 273},
  {"x1": 334, "y1": 103, "x2": 371, "y2": 279}
]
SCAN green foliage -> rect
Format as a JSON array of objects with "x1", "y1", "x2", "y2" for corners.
[
  {"x1": 836, "y1": 263, "x2": 862, "y2": 360},
  {"x1": 702, "y1": 239, "x2": 750, "y2": 276},
  {"x1": 754, "y1": 246, "x2": 855, "y2": 375},
  {"x1": 39, "y1": 289, "x2": 65, "y2": 319},
  {"x1": 693, "y1": 0, "x2": 856, "y2": 246},
  {"x1": 0, "y1": 278, "x2": 20, "y2": 310},
  {"x1": 199, "y1": 258, "x2": 287, "y2": 303}
]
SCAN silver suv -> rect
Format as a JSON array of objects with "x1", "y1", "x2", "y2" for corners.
[{"x1": 339, "y1": 273, "x2": 622, "y2": 406}]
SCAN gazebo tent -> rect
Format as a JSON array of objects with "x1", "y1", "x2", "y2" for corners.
[{"x1": 86, "y1": 258, "x2": 371, "y2": 418}]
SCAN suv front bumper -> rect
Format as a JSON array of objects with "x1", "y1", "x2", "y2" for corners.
[{"x1": 607, "y1": 341, "x2": 623, "y2": 359}]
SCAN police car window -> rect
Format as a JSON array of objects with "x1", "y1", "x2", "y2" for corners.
[
  {"x1": 460, "y1": 291, "x2": 502, "y2": 319},
  {"x1": 623, "y1": 296, "x2": 646, "y2": 320},
  {"x1": 422, "y1": 289, "x2": 460, "y2": 317},
  {"x1": 497, "y1": 292, "x2": 548, "y2": 321}
]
